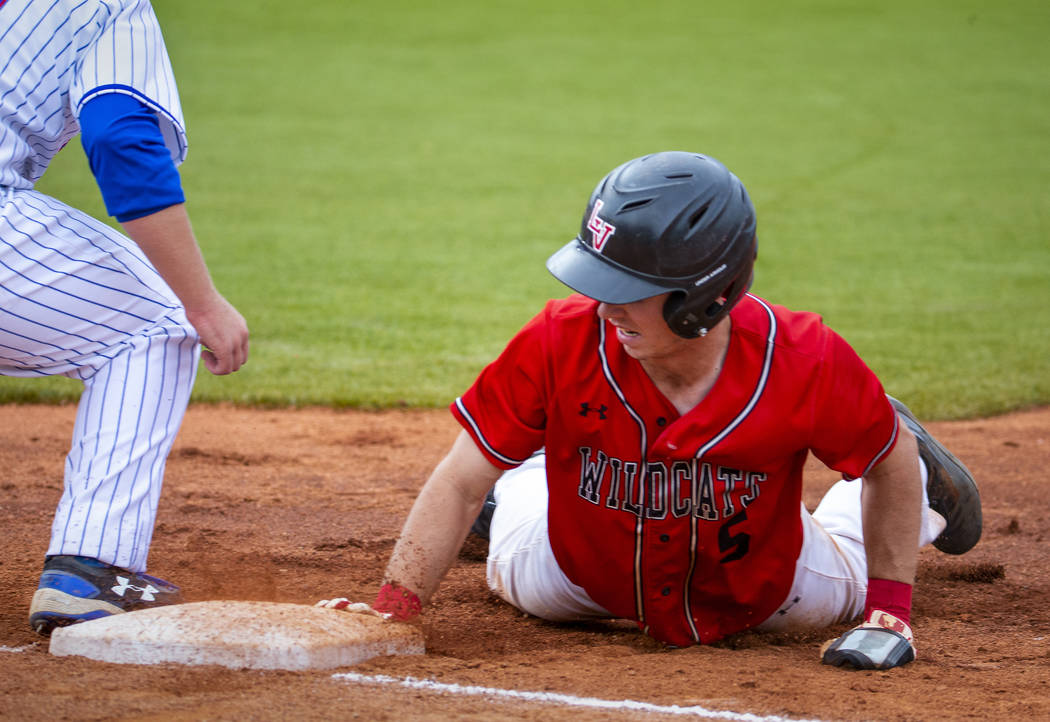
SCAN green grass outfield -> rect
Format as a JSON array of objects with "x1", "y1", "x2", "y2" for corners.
[{"x1": 5, "y1": 0, "x2": 1049, "y2": 420}]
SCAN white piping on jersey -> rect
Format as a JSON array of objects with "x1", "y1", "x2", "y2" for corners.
[
  {"x1": 595, "y1": 318, "x2": 651, "y2": 628},
  {"x1": 453, "y1": 397, "x2": 529, "y2": 467},
  {"x1": 860, "y1": 412, "x2": 899, "y2": 478},
  {"x1": 682, "y1": 293, "x2": 777, "y2": 643},
  {"x1": 77, "y1": 84, "x2": 188, "y2": 164}
]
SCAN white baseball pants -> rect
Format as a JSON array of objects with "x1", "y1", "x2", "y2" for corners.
[{"x1": 1, "y1": 189, "x2": 200, "y2": 572}]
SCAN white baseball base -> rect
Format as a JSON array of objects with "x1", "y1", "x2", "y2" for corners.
[{"x1": 48, "y1": 601, "x2": 425, "y2": 670}]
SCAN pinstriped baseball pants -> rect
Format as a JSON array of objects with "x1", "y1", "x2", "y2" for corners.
[{"x1": 1, "y1": 188, "x2": 199, "y2": 572}]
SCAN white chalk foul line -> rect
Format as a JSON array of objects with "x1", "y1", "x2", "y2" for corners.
[
  {"x1": 0, "y1": 645, "x2": 30, "y2": 653},
  {"x1": 333, "y1": 672, "x2": 822, "y2": 722}
]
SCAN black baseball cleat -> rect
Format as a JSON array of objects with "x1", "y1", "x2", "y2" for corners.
[
  {"x1": 28, "y1": 555, "x2": 183, "y2": 635},
  {"x1": 888, "y1": 396, "x2": 982, "y2": 554},
  {"x1": 469, "y1": 489, "x2": 497, "y2": 540}
]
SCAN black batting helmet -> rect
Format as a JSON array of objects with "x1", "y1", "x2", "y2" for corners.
[{"x1": 546, "y1": 151, "x2": 758, "y2": 338}]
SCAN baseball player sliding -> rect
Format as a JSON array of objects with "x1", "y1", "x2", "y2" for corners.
[
  {"x1": 320, "y1": 151, "x2": 981, "y2": 670},
  {"x1": 1, "y1": 0, "x2": 249, "y2": 633}
]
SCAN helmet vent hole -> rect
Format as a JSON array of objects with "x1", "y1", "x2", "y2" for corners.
[
  {"x1": 688, "y1": 204, "x2": 711, "y2": 229},
  {"x1": 619, "y1": 199, "x2": 653, "y2": 212},
  {"x1": 665, "y1": 172, "x2": 692, "y2": 179}
]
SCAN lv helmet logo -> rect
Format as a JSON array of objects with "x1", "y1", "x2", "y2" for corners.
[{"x1": 586, "y1": 199, "x2": 617, "y2": 251}]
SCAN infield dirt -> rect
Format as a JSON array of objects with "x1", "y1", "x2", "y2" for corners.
[{"x1": 1, "y1": 403, "x2": 1048, "y2": 721}]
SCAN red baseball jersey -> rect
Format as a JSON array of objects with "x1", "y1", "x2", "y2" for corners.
[{"x1": 452, "y1": 293, "x2": 898, "y2": 646}]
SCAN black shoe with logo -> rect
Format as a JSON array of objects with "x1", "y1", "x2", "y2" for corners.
[{"x1": 29, "y1": 555, "x2": 182, "y2": 635}]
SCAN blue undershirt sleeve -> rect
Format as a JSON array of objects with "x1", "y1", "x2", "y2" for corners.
[{"x1": 79, "y1": 92, "x2": 186, "y2": 222}]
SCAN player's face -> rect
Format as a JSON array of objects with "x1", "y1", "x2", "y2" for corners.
[{"x1": 597, "y1": 293, "x2": 690, "y2": 362}]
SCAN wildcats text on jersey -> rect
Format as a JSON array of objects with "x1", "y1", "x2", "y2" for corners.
[{"x1": 575, "y1": 447, "x2": 767, "y2": 521}]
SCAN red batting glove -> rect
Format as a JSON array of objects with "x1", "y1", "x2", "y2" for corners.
[{"x1": 373, "y1": 583, "x2": 422, "y2": 622}]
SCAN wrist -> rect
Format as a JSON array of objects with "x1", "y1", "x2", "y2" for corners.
[
  {"x1": 865, "y1": 577, "x2": 912, "y2": 625},
  {"x1": 373, "y1": 583, "x2": 422, "y2": 621}
]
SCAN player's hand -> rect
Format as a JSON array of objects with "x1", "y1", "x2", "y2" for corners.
[
  {"x1": 317, "y1": 583, "x2": 424, "y2": 625},
  {"x1": 821, "y1": 610, "x2": 916, "y2": 670},
  {"x1": 315, "y1": 598, "x2": 392, "y2": 619},
  {"x1": 184, "y1": 292, "x2": 250, "y2": 375},
  {"x1": 119, "y1": 205, "x2": 249, "y2": 375}
]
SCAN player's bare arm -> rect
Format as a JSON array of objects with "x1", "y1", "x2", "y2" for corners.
[
  {"x1": 318, "y1": 431, "x2": 502, "y2": 618},
  {"x1": 820, "y1": 422, "x2": 925, "y2": 669},
  {"x1": 122, "y1": 204, "x2": 250, "y2": 375},
  {"x1": 383, "y1": 431, "x2": 503, "y2": 606},
  {"x1": 861, "y1": 424, "x2": 923, "y2": 585}
]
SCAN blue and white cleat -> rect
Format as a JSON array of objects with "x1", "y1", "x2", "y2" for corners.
[{"x1": 29, "y1": 555, "x2": 182, "y2": 635}]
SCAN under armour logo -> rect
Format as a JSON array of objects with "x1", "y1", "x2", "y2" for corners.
[
  {"x1": 586, "y1": 199, "x2": 616, "y2": 251},
  {"x1": 579, "y1": 402, "x2": 608, "y2": 419},
  {"x1": 112, "y1": 576, "x2": 161, "y2": 602}
]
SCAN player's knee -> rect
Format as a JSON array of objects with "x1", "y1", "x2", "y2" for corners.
[
  {"x1": 490, "y1": 566, "x2": 567, "y2": 621},
  {"x1": 156, "y1": 316, "x2": 201, "y2": 352},
  {"x1": 123, "y1": 317, "x2": 202, "y2": 372}
]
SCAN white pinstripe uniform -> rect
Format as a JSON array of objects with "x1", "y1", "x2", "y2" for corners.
[{"x1": 1, "y1": 0, "x2": 199, "y2": 573}]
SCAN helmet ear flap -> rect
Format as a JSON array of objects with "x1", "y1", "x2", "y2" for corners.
[
  {"x1": 663, "y1": 291, "x2": 704, "y2": 338},
  {"x1": 662, "y1": 273, "x2": 751, "y2": 339}
]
